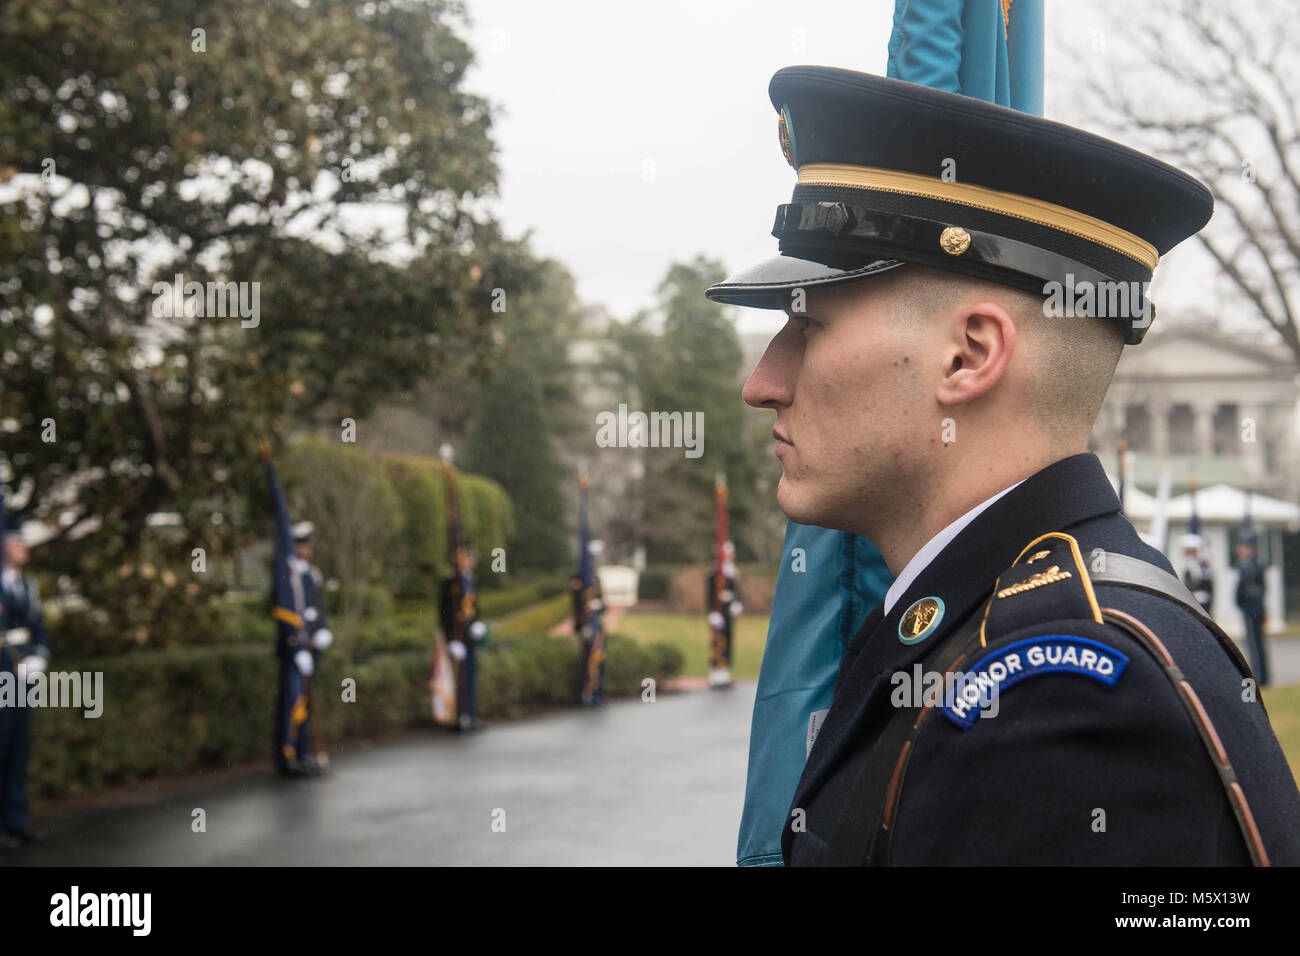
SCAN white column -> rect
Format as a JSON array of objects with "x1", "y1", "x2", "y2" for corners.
[
  {"x1": 1239, "y1": 403, "x2": 1265, "y2": 486},
  {"x1": 1149, "y1": 397, "x2": 1170, "y2": 457},
  {"x1": 1193, "y1": 401, "x2": 1215, "y2": 458}
]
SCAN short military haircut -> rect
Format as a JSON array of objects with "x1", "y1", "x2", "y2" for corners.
[{"x1": 885, "y1": 265, "x2": 1125, "y2": 444}]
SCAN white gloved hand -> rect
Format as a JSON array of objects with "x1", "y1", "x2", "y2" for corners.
[
  {"x1": 708, "y1": 611, "x2": 725, "y2": 631},
  {"x1": 588, "y1": 598, "x2": 604, "y2": 613},
  {"x1": 730, "y1": 600, "x2": 744, "y2": 617},
  {"x1": 447, "y1": 639, "x2": 467, "y2": 661},
  {"x1": 17, "y1": 655, "x2": 47, "y2": 683},
  {"x1": 304, "y1": 607, "x2": 319, "y2": 623},
  {"x1": 469, "y1": 620, "x2": 487, "y2": 641},
  {"x1": 294, "y1": 649, "x2": 315, "y2": 677},
  {"x1": 311, "y1": 628, "x2": 333, "y2": 650}
]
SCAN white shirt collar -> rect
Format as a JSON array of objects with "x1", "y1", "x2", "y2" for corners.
[{"x1": 883, "y1": 479, "x2": 1026, "y2": 615}]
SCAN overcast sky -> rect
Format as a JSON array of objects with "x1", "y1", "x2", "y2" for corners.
[{"x1": 461, "y1": 0, "x2": 1227, "y2": 337}]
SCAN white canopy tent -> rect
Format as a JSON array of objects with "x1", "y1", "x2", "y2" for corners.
[{"x1": 1109, "y1": 474, "x2": 1299, "y2": 635}]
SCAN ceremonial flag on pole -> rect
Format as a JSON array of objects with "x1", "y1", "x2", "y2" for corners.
[
  {"x1": 707, "y1": 473, "x2": 734, "y2": 686},
  {"x1": 265, "y1": 449, "x2": 305, "y2": 653},
  {"x1": 738, "y1": 0, "x2": 1044, "y2": 867},
  {"x1": 1242, "y1": 487, "x2": 1257, "y2": 544},
  {"x1": 887, "y1": 0, "x2": 1043, "y2": 112},
  {"x1": 576, "y1": 472, "x2": 606, "y2": 705},
  {"x1": 713, "y1": 474, "x2": 730, "y2": 586},
  {"x1": 1, "y1": 450, "x2": 6, "y2": 621},
  {"x1": 1150, "y1": 460, "x2": 1173, "y2": 553},
  {"x1": 1188, "y1": 472, "x2": 1201, "y2": 538},
  {"x1": 1116, "y1": 439, "x2": 1128, "y2": 515},
  {"x1": 430, "y1": 445, "x2": 462, "y2": 726},
  {"x1": 263, "y1": 443, "x2": 311, "y2": 763}
]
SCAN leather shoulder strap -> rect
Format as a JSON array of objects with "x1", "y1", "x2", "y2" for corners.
[
  {"x1": 820, "y1": 609, "x2": 985, "y2": 866},
  {"x1": 1101, "y1": 606, "x2": 1270, "y2": 866},
  {"x1": 1090, "y1": 551, "x2": 1257, "y2": 687}
]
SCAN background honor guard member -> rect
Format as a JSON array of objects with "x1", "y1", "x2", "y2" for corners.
[
  {"x1": 0, "y1": 518, "x2": 50, "y2": 847},
  {"x1": 1180, "y1": 534, "x2": 1213, "y2": 615},
  {"x1": 706, "y1": 474, "x2": 741, "y2": 689},
  {"x1": 266, "y1": 452, "x2": 332, "y2": 778},
  {"x1": 1235, "y1": 524, "x2": 1269, "y2": 687},
  {"x1": 440, "y1": 547, "x2": 488, "y2": 731},
  {"x1": 706, "y1": 542, "x2": 742, "y2": 689},
  {"x1": 711, "y1": 66, "x2": 1300, "y2": 865},
  {"x1": 572, "y1": 472, "x2": 608, "y2": 706}
]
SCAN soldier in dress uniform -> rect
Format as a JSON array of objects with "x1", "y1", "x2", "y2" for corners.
[
  {"x1": 709, "y1": 66, "x2": 1300, "y2": 864},
  {"x1": 1235, "y1": 535, "x2": 1268, "y2": 688},
  {"x1": 706, "y1": 541, "x2": 743, "y2": 688},
  {"x1": 440, "y1": 546, "x2": 488, "y2": 731},
  {"x1": 1180, "y1": 533, "x2": 1214, "y2": 615},
  {"x1": 274, "y1": 521, "x2": 333, "y2": 776},
  {"x1": 0, "y1": 521, "x2": 49, "y2": 846},
  {"x1": 574, "y1": 541, "x2": 607, "y2": 706}
]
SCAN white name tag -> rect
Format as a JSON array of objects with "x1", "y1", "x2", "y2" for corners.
[{"x1": 806, "y1": 709, "x2": 829, "y2": 757}]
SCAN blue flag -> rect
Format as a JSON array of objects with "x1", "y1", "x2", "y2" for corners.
[
  {"x1": 0, "y1": 455, "x2": 6, "y2": 621},
  {"x1": 576, "y1": 475, "x2": 606, "y2": 704},
  {"x1": 266, "y1": 461, "x2": 304, "y2": 640}
]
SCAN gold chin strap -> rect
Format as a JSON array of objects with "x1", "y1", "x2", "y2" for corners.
[{"x1": 796, "y1": 163, "x2": 1160, "y2": 272}]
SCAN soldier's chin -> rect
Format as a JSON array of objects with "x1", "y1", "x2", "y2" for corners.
[{"x1": 776, "y1": 475, "x2": 828, "y2": 527}]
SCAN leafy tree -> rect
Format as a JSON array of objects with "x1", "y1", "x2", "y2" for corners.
[
  {"x1": 463, "y1": 359, "x2": 568, "y2": 572},
  {"x1": 0, "y1": 0, "x2": 539, "y2": 624},
  {"x1": 283, "y1": 437, "x2": 403, "y2": 662},
  {"x1": 607, "y1": 256, "x2": 767, "y2": 562}
]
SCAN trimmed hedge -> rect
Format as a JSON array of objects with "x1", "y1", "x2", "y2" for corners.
[
  {"x1": 382, "y1": 453, "x2": 515, "y2": 599},
  {"x1": 637, "y1": 566, "x2": 673, "y2": 600},
  {"x1": 476, "y1": 580, "x2": 566, "y2": 619},
  {"x1": 493, "y1": 593, "x2": 572, "y2": 635},
  {"x1": 29, "y1": 633, "x2": 683, "y2": 800}
]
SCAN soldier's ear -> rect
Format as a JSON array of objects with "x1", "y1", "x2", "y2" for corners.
[{"x1": 934, "y1": 301, "x2": 1016, "y2": 408}]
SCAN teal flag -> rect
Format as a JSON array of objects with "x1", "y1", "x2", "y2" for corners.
[
  {"x1": 736, "y1": 0, "x2": 1045, "y2": 867},
  {"x1": 887, "y1": 0, "x2": 1043, "y2": 114},
  {"x1": 737, "y1": 525, "x2": 891, "y2": 866}
]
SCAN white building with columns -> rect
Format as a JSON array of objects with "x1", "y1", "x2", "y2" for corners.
[
  {"x1": 1089, "y1": 322, "x2": 1300, "y2": 627},
  {"x1": 1091, "y1": 324, "x2": 1300, "y2": 501}
]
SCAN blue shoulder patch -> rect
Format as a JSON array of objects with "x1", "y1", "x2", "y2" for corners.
[{"x1": 940, "y1": 635, "x2": 1129, "y2": 730}]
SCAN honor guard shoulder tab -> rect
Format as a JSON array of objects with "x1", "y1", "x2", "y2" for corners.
[{"x1": 891, "y1": 531, "x2": 1272, "y2": 867}]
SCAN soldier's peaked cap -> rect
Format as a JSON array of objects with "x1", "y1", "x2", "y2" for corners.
[{"x1": 705, "y1": 67, "x2": 1214, "y2": 344}]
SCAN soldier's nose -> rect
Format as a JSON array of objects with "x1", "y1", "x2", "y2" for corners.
[{"x1": 743, "y1": 329, "x2": 797, "y2": 410}]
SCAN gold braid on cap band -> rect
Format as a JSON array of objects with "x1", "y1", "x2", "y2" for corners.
[{"x1": 797, "y1": 163, "x2": 1159, "y2": 272}]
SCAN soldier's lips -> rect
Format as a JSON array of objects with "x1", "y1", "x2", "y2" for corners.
[{"x1": 773, "y1": 428, "x2": 792, "y2": 456}]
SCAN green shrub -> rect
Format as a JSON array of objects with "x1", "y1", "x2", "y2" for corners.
[
  {"x1": 637, "y1": 566, "x2": 674, "y2": 600},
  {"x1": 493, "y1": 593, "x2": 572, "y2": 635},
  {"x1": 477, "y1": 580, "x2": 565, "y2": 619},
  {"x1": 28, "y1": 632, "x2": 683, "y2": 800},
  {"x1": 381, "y1": 453, "x2": 515, "y2": 600}
]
